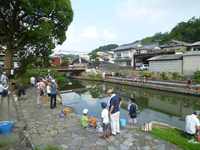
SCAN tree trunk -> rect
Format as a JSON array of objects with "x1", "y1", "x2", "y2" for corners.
[{"x1": 4, "y1": 50, "x2": 13, "y2": 75}]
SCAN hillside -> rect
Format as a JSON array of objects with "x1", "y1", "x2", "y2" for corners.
[{"x1": 141, "y1": 17, "x2": 200, "y2": 45}]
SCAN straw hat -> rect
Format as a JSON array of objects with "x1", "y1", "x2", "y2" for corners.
[{"x1": 107, "y1": 89, "x2": 113, "y2": 94}]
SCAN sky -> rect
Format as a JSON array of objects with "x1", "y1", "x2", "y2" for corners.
[{"x1": 54, "y1": 0, "x2": 200, "y2": 55}]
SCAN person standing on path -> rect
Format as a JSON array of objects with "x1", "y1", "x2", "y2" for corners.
[
  {"x1": 36, "y1": 78, "x2": 46, "y2": 106},
  {"x1": 50, "y1": 79, "x2": 57, "y2": 109},
  {"x1": 107, "y1": 89, "x2": 121, "y2": 136}
]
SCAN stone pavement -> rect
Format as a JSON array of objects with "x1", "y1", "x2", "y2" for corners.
[{"x1": 15, "y1": 88, "x2": 181, "y2": 150}]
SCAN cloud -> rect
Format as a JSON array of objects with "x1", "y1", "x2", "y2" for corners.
[
  {"x1": 54, "y1": 25, "x2": 118, "y2": 54},
  {"x1": 116, "y1": 0, "x2": 168, "y2": 23},
  {"x1": 102, "y1": 29, "x2": 117, "y2": 41},
  {"x1": 81, "y1": 26, "x2": 99, "y2": 39}
]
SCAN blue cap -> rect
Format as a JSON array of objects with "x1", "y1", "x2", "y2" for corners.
[{"x1": 101, "y1": 102, "x2": 107, "y2": 108}]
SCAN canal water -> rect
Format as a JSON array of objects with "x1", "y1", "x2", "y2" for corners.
[{"x1": 61, "y1": 80, "x2": 200, "y2": 129}]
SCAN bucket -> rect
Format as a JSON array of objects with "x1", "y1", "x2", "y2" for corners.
[
  {"x1": 0, "y1": 121, "x2": 14, "y2": 135},
  {"x1": 120, "y1": 118, "x2": 127, "y2": 128}
]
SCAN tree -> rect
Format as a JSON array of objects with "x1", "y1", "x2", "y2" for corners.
[
  {"x1": 0, "y1": 0, "x2": 73, "y2": 73},
  {"x1": 170, "y1": 17, "x2": 200, "y2": 42}
]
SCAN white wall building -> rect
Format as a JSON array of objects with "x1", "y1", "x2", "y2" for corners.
[{"x1": 148, "y1": 51, "x2": 200, "y2": 76}]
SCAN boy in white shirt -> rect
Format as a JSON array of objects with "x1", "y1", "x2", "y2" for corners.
[
  {"x1": 101, "y1": 102, "x2": 110, "y2": 138},
  {"x1": 185, "y1": 111, "x2": 200, "y2": 139}
]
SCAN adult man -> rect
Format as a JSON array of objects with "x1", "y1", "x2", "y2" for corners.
[
  {"x1": 108, "y1": 89, "x2": 121, "y2": 136},
  {"x1": 50, "y1": 79, "x2": 57, "y2": 109},
  {"x1": 185, "y1": 111, "x2": 200, "y2": 138}
]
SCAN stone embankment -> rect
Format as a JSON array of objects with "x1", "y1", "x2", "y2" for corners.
[
  {"x1": 73, "y1": 76, "x2": 200, "y2": 97},
  {"x1": 12, "y1": 87, "x2": 180, "y2": 150}
]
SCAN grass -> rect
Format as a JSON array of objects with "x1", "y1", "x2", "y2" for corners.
[
  {"x1": 151, "y1": 127, "x2": 200, "y2": 150},
  {"x1": 0, "y1": 135, "x2": 17, "y2": 150},
  {"x1": 34, "y1": 145, "x2": 62, "y2": 150}
]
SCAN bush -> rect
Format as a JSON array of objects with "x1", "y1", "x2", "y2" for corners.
[
  {"x1": 16, "y1": 68, "x2": 66, "y2": 88},
  {"x1": 171, "y1": 72, "x2": 183, "y2": 80},
  {"x1": 160, "y1": 72, "x2": 169, "y2": 80},
  {"x1": 140, "y1": 71, "x2": 153, "y2": 78},
  {"x1": 193, "y1": 70, "x2": 200, "y2": 83}
]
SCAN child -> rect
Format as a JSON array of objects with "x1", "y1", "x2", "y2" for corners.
[
  {"x1": 128, "y1": 100, "x2": 138, "y2": 126},
  {"x1": 101, "y1": 102, "x2": 110, "y2": 138},
  {"x1": 81, "y1": 109, "x2": 89, "y2": 128}
]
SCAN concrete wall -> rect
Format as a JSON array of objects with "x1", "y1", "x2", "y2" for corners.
[
  {"x1": 183, "y1": 55, "x2": 200, "y2": 76},
  {"x1": 149, "y1": 60, "x2": 182, "y2": 73}
]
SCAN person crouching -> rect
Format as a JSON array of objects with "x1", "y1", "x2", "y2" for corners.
[{"x1": 81, "y1": 109, "x2": 89, "y2": 128}]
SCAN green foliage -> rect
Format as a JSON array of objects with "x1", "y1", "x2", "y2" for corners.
[
  {"x1": 35, "y1": 145, "x2": 61, "y2": 150},
  {"x1": 0, "y1": 0, "x2": 73, "y2": 70},
  {"x1": 140, "y1": 71, "x2": 153, "y2": 78},
  {"x1": 160, "y1": 72, "x2": 169, "y2": 80},
  {"x1": 16, "y1": 68, "x2": 66, "y2": 87},
  {"x1": 171, "y1": 72, "x2": 183, "y2": 80},
  {"x1": 193, "y1": 70, "x2": 200, "y2": 83},
  {"x1": 170, "y1": 17, "x2": 200, "y2": 43},
  {"x1": 141, "y1": 32, "x2": 170, "y2": 45},
  {"x1": 0, "y1": 135, "x2": 16, "y2": 149},
  {"x1": 151, "y1": 127, "x2": 200, "y2": 150},
  {"x1": 87, "y1": 73, "x2": 102, "y2": 80},
  {"x1": 141, "y1": 17, "x2": 200, "y2": 45}
]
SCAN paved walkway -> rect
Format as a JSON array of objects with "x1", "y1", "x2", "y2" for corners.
[
  {"x1": 14, "y1": 88, "x2": 181, "y2": 150},
  {"x1": 0, "y1": 95, "x2": 32, "y2": 150}
]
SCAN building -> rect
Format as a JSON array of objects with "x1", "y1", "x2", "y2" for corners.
[
  {"x1": 148, "y1": 51, "x2": 200, "y2": 76},
  {"x1": 96, "y1": 51, "x2": 114, "y2": 63},
  {"x1": 50, "y1": 55, "x2": 62, "y2": 66},
  {"x1": 148, "y1": 54, "x2": 183, "y2": 73}
]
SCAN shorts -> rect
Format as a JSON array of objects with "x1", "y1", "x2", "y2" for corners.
[
  {"x1": 40, "y1": 90, "x2": 44, "y2": 96},
  {"x1": 185, "y1": 132, "x2": 195, "y2": 139},
  {"x1": 103, "y1": 123, "x2": 110, "y2": 132}
]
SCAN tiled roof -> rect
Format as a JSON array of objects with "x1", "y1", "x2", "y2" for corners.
[
  {"x1": 114, "y1": 41, "x2": 159, "y2": 51},
  {"x1": 113, "y1": 41, "x2": 141, "y2": 51},
  {"x1": 148, "y1": 54, "x2": 183, "y2": 61}
]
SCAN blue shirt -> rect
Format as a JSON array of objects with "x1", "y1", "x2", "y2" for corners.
[
  {"x1": 109, "y1": 95, "x2": 121, "y2": 114},
  {"x1": 51, "y1": 83, "x2": 57, "y2": 95}
]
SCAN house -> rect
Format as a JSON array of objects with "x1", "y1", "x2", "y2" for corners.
[
  {"x1": 96, "y1": 51, "x2": 114, "y2": 63},
  {"x1": 148, "y1": 51, "x2": 200, "y2": 76},
  {"x1": 50, "y1": 55, "x2": 62, "y2": 66},
  {"x1": 113, "y1": 41, "x2": 162, "y2": 67},
  {"x1": 160, "y1": 40, "x2": 189, "y2": 53},
  {"x1": 187, "y1": 41, "x2": 200, "y2": 51},
  {"x1": 71, "y1": 57, "x2": 90, "y2": 68}
]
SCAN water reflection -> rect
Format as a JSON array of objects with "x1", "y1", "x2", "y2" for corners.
[{"x1": 61, "y1": 80, "x2": 200, "y2": 129}]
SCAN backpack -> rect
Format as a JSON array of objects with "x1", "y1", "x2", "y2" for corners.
[{"x1": 129, "y1": 103, "x2": 137, "y2": 118}]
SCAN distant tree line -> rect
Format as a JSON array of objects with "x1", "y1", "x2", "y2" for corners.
[{"x1": 141, "y1": 17, "x2": 200, "y2": 45}]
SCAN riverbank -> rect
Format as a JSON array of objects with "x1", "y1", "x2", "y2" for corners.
[
  {"x1": 72, "y1": 76, "x2": 200, "y2": 97},
  {"x1": 11, "y1": 87, "x2": 180, "y2": 150}
]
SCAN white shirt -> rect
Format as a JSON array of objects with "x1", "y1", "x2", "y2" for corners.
[
  {"x1": 30, "y1": 77, "x2": 36, "y2": 85},
  {"x1": 101, "y1": 108, "x2": 109, "y2": 124},
  {"x1": 185, "y1": 114, "x2": 200, "y2": 134},
  {"x1": 46, "y1": 85, "x2": 51, "y2": 94},
  {"x1": 0, "y1": 84, "x2": 4, "y2": 93}
]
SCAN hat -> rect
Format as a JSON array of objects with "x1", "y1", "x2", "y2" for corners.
[
  {"x1": 83, "y1": 109, "x2": 88, "y2": 114},
  {"x1": 193, "y1": 111, "x2": 199, "y2": 115},
  {"x1": 51, "y1": 79, "x2": 56, "y2": 83},
  {"x1": 101, "y1": 102, "x2": 107, "y2": 108},
  {"x1": 107, "y1": 89, "x2": 113, "y2": 94}
]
